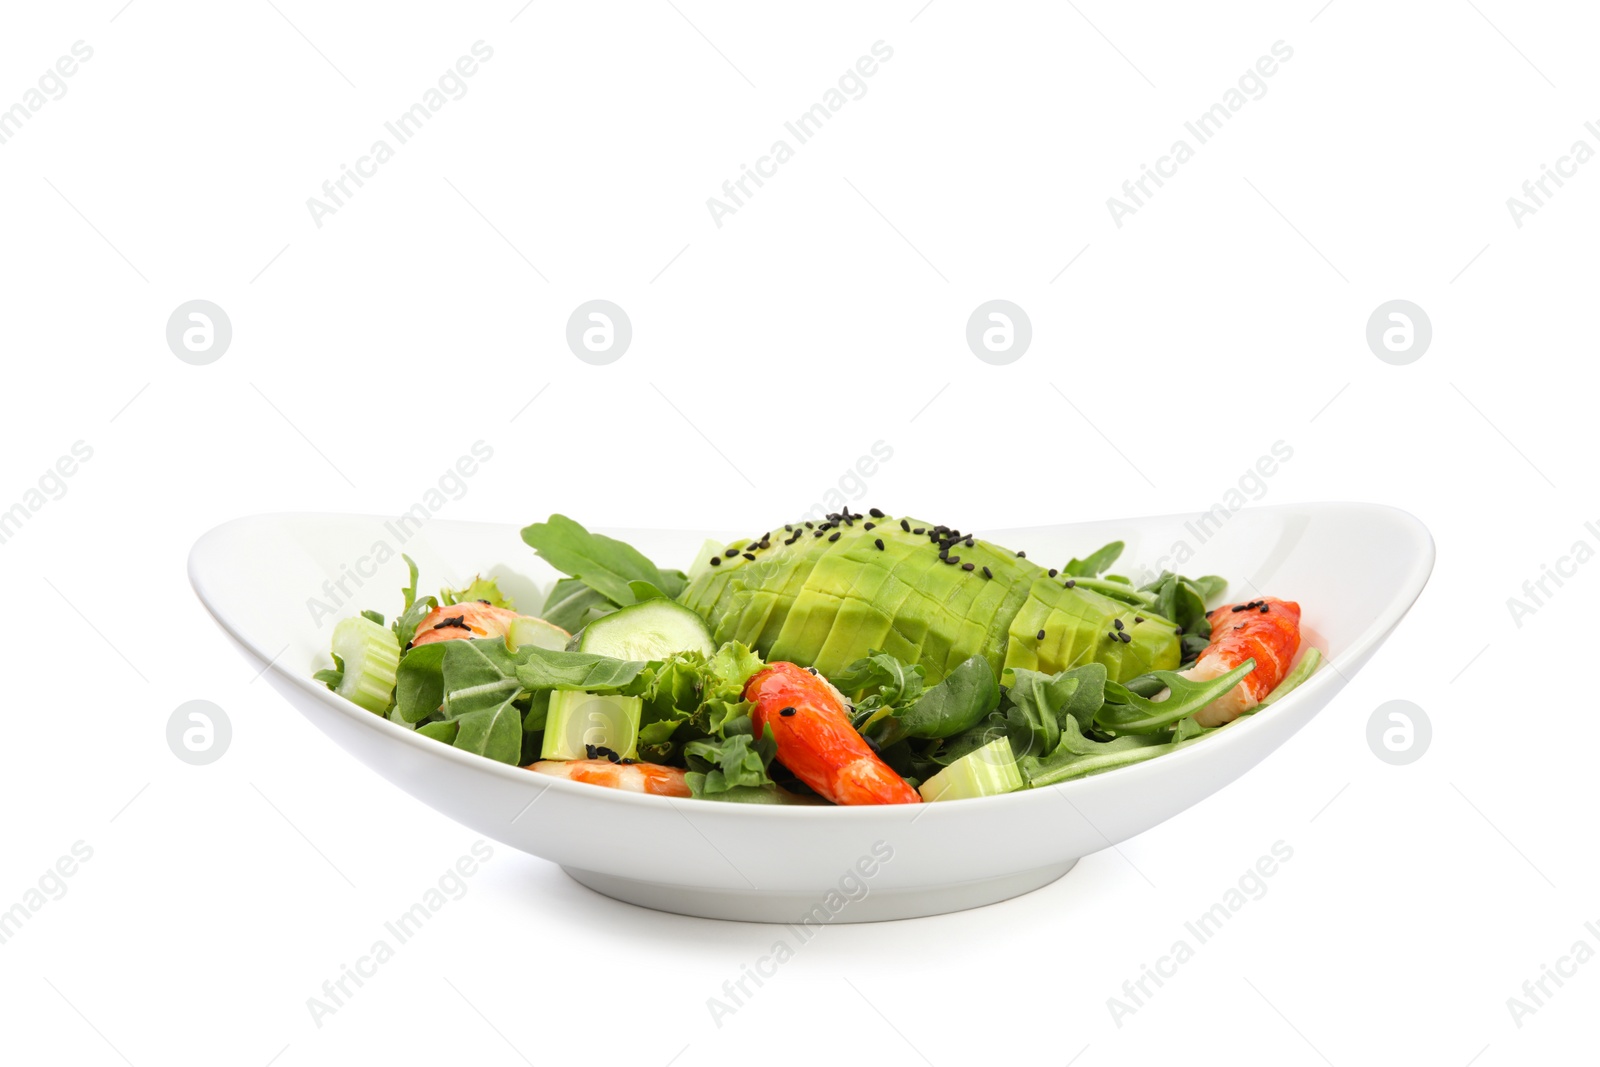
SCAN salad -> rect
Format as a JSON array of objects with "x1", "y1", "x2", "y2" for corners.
[{"x1": 313, "y1": 510, "x2": 1321, "y2": 805}]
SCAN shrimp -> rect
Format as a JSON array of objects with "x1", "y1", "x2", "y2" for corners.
[
  {"x1": 1181, "y1": 597, "x2": 1302, "y2": 727},
  {"x1": 410, "y1": 601, "x2": 524, "y2": 647},
  {"x1": 744, "y1": 662, "x2": 921, "y2": 805},
  {"x1": 525, "y1": 759, "x2": 692, "y2": 797}
]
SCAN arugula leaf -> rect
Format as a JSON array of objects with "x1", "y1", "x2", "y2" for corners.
[
  {"x1": 313, "y1": 654, "x2": 345, "y2": 690},
  {"x1": 1019, "y1": 714, "x2": 1170, "y2": 787},
  {"x1": 416, "y1": 719, "x2": 458, "y2": 743},
  {"x1": 360, "y1": 609, "x2": 385, "y2": 626},
  {"x1": 626, "y1": 580, "x2": 669, "y2": 602},
  {"x1": 440, "y1": 640, "x2": 526, "y2": 719},
  {"x1": 393, "y1": 594, "x2": 438, "y2": 650},
  {"x1": 834, "y1": 650, "x2": 926, "y2": 721},
  {"x1": 400, "y1": 554, "x2": 420, "y2": 611},
  {"x1": 449, "y1": 703, "x2": 524, "y2": 764},
  {"x1": 539, "y1": 577, "x2": 615, "y2": 633},
  {"x1": 877, "y1": 656, "x2": 998, "y2": 744},
  {"x1": 1003, "y1": 663, "x2": 1108, "y2": 759},
  {"x1": 513, "y1": 646, "x2": 653, "y2": 692},
  {"x1": 520, "y1": 514, "x2": 684, "y2": 607},
  {"x1": 1063, "y1": 541, "x2": 1124, "y2": 578},
  {"x1": 1095, "y1": 660, "x2": 1254, "y2": 735},
  {"x1": 394, "y1": 643, "x2": 449, "y2": 723}
]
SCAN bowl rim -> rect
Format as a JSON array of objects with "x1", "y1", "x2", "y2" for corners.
[{"x1": 188, "y1": 501, "x2": 1434, "y2": 821}]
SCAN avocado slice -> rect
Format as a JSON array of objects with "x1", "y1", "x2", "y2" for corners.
[{"x1": 1003, "y1": 576, "x2": 1180, "y2": 682}]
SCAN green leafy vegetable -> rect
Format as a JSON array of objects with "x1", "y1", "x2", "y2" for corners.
[
  {"x1": 1003, "y1": 663, "x2": 1108, "y2": 758},
  {"x1": 879, "y1": 655, "x2": 999, "y2": 744},
  {"x1": 521, "y1": 514, "x2": 686, "y2": 608},
  {"x1": 683, "y1": 720, "x2": 777, "y2": 793},
  {"x1": 441, "y1": 575, "x2": 515, "y2": 609},
  {"x1": 1096, "y1": 660, "x2": 1254, "y2": 735},
  {"x1": 394, "y1": 642, "x2": 449, "y2": 723},
  {"x1": 1063, "y1": 541, "x2": 1124, "y2": 578},
  {"x1": 513, "y1": 646, "x2": 653, "y2": 692},
  {"x1": 539, "y1": 577, "x2": 615, "y2": 633}
]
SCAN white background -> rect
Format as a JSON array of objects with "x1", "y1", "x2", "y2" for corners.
[{"x1": 0, "y1": 1, "x2": 1592, "y2": 1064}]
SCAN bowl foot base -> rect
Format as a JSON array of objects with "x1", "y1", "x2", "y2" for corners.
[{"x1": 561, "y1": 860, "x2": 1077, "y2": 923}]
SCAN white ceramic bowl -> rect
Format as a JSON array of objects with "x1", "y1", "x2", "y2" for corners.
[{"x1": 188, "y1": 504, "x2": 1432, "y2": 922}]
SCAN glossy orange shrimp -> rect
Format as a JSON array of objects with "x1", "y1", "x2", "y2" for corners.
[
  {"x1": 410, "y1": 602, "x2": 524, "y2": 647},
  {"x1": 1182, "y1": 597, "x2": 1302, "y2": 727},
  {"x1": 744, "y1": 662, "x2": 921, "y2": 806},
  {"x1": 525, "y1": 759, "x2": 692, "y2": 797}
]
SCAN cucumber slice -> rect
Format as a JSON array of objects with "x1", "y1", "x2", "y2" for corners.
[
  {"x1": 541, "y1": 690, "x2": 642, "y2": 760},
  {"x1": 574, "y1": 598, "x2": 715, "y2": 660},
  {"x1": 330, "y1": 615, "x2": 401, "y2": 714},
  {"x1": 504, "y1": 616, "x2": 570, "y2": 653},
  {"x1": 918, "y1": 736, "x2": 1023, "y2": 802}
]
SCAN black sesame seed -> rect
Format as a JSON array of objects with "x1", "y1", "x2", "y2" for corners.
[
  {"x1": 1065, "y1": 579, "x2": 1076, "y2": 588},
  {"x1": 1016, "y1": 550, "x2": 1026, "y2": 558},
  {"x1": 1259, "y1": 604, "x2": 1270, "y2": 613},
  {"x1": 1119, "y1": 632, "x2": 1131, "y2": 644},
  {"x1": 743, "y1": 552, "x2": 756, "y2": 561},
  {"x1": 900, "y1": 519, "x2": 910, "y2": 532},
  {"x1": 1231, "y1": 604, "x2": 1247, "y2": 613},
  {"x1": 806, "y1": 667, "x2": 819, "y2": 675},
  {"x1": 1134, "y1": 616, "x2": 1144, "y2": 624},
  {"x1": 962, "y1": 562, "x2": 975, "y2": 571},
  {"x1": 912, "y1": 527, "x2": 925, "y2": 535},
  {"x1": 710, "y1": 556, "x2": 722, "y2": 567},
  {"x1": 805, "y1": 521, "x2": 814, "y2": 529},
  {"x1": 1036, "y1": 629, "x2": 1046, "y2": 641},
  {"x1": 864, "y1": 522, "x2": 876, "y2": 531},
  {"x1": 869, "y1": 508, "x2": 884, "y2": 518},
  {"x1": 828, "y1": 532, "x2": 841, "y2": 542},
  {"x1": 585, "y1": 744, "x2": 598, "y2": 759},
  {"x1": 814, "y1": 530, "x2": 823, "y2": 537},
  {"x1": 725, "y1": 548, "x2": 739, "y2": 558},
  {"x1": 982, "y1": 566, "x2": 993, "y2": 579},
  {"x1": 779, "y1": 706, "x2": 796, "y2": 717},
  {"x1": 965, "y1": 538, "x2": 975, "y2": 548},
  {"x1": 947, "y1": 555, "x2": 961, "y2": 565},
  {"x1": 874, "y1": 538, "x2": 884, "y2": 550},
  {"x1": 1048, "y1": 568, "x2": 1058, "y2": 578},
  {"x1": 1175, "y1": 627, "x2": 1185, "y2": 636},
  {"x1": 1113, "y1": 619, "x2": 1124, "y2": 631},
  {"x1": 1107, "y1": 631, "x2": 1118, "y2": 641}
]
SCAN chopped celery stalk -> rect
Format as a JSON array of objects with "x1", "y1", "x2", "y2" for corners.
[
  {"x1": 1260, "y1": 647, "x2": 1323, "y2": 707},
  {"x1": 504, "y1": 616, "x2": 569, "y2": 653},
  {"x1": 918, "y1": 736, "x2": 1023, "y2": 802},
  {"x1": 330, "y1": 615, "x2": 401, "y2": 714},
  {"x1": 541, "y1": 690, "x2": 642, "y2": 760}
]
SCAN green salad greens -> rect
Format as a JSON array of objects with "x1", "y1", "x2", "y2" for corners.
[{"x1": 311, "y1": 509, "x2": 1317, "y2": 805}]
